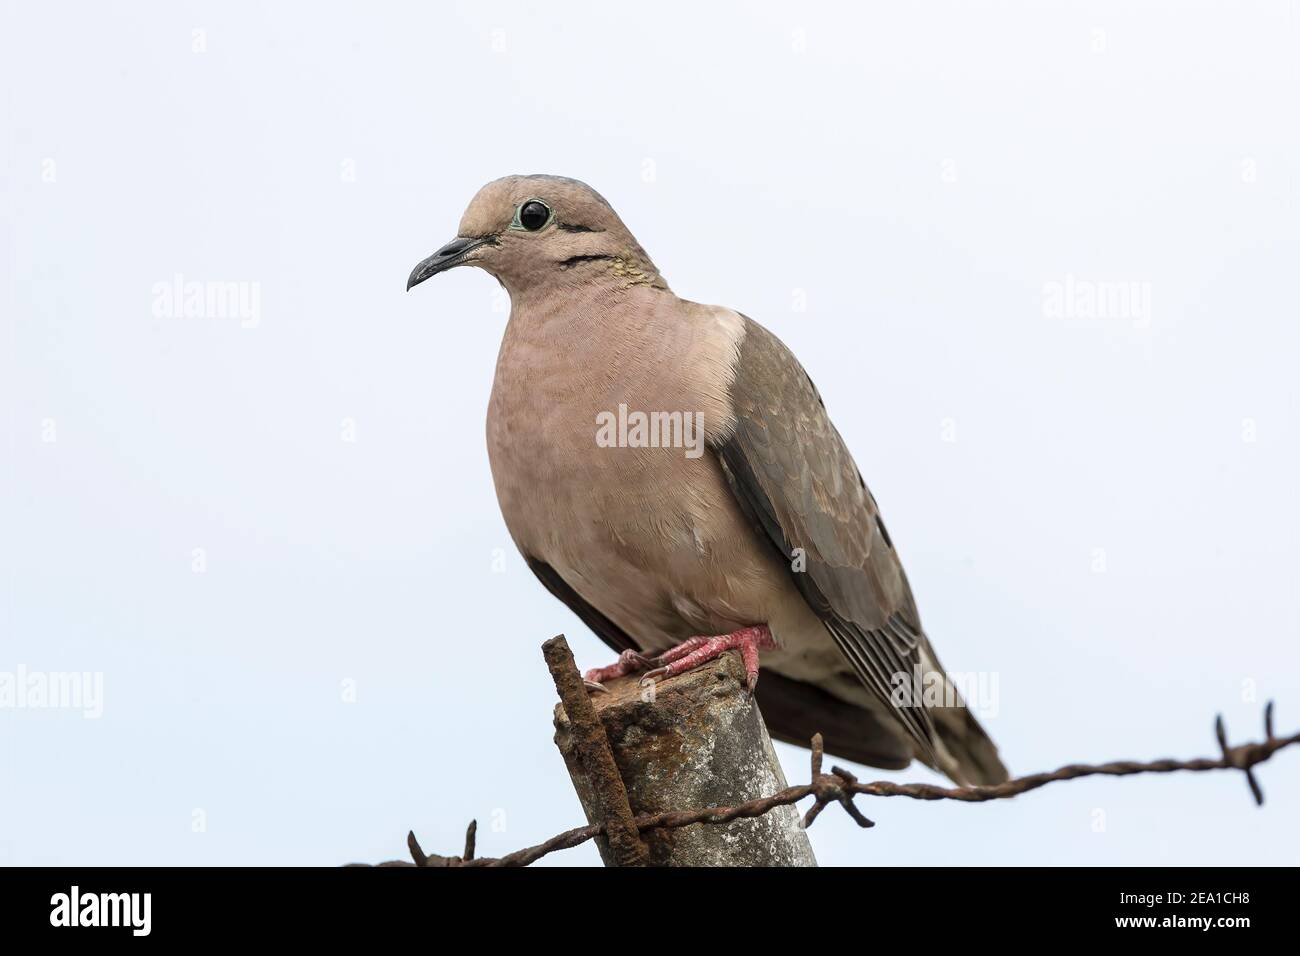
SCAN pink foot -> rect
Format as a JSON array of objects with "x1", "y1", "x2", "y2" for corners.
[
  {"x1": 641, "y1": 625, "x2": 775, "y2": 694},
  {"x1": 583, "y1": 649, "x2": 654, "y2": 686}
]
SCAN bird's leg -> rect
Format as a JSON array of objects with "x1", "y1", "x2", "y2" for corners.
[{"x1": 640, "y1": 625, "x2": 775, "y2": 694}]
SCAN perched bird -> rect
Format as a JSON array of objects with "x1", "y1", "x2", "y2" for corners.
[{"x1": 408, "y1": 175, "x2": 1008, "y2": 785}]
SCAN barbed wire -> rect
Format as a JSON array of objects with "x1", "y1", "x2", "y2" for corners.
[{"x1": 374, "y1": 700, "x2": 1296, "y2": 867}]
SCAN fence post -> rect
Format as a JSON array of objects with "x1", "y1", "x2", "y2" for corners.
[{"x1": 552, "y1": 643, "x2": 817, "y2": 866}]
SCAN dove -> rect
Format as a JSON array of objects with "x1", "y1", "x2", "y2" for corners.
[{"x1": 408, "y1": 175, "x2": 1008, "y2": 785}]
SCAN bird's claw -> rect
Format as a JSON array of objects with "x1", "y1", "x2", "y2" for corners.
[
  {"x1": 638, "y1": 663, "x2": 759, "y2": 694},
  {"x1": 639, "y1": 667, "x2": 668, "y2": 689}
]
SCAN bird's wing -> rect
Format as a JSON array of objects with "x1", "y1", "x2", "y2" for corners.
[
  {"x1": 712, "y1": 316, "x2": 957, "y2": 770},
  {"x1": 525, "y1": 556, "x2": 913, "y2": 769}
]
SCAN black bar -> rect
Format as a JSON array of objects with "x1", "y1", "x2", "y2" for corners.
[{"x1": 0, "y1": 866, "x2": 1289, "y2": 941}]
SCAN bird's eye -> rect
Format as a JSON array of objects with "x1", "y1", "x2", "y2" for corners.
[{"x1": 516, "y1": 199, "x2": 551, "y2": 231}]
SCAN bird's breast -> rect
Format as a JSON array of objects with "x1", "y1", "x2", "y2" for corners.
[{"x1": 484, "y1": 294, "x2": 781, "y2": 644}]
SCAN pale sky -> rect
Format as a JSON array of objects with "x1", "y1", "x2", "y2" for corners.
[{"x1": 2, "y1": 0, "x2": 1297, "y2": 866}]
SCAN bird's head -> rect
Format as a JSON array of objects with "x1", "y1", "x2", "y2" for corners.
[{"x1": 406, "y1": 174, "x2": 665, "y2": 296}]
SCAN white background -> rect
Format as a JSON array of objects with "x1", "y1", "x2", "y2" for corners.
[{"x1": 2, "y1": 0, "x2": 1297, "y2": 866}]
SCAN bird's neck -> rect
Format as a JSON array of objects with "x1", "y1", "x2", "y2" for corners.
[
  {"x1": 495, "y1": 280, "x2": 682, "y2": 388},
  {"x1": 505, "y1": 273, "x2": 673, "y2": 334}
]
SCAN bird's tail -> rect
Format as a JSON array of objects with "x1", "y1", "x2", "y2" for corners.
[
  {"x1": 929, "y1": 700, "x2": 1009, "y2": 786},
  {"x1": 915, "y1": 643, "x2": 1009, "y2": 786}
]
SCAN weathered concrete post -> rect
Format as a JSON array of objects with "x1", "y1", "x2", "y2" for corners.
[{"x1": 554, "y1": 649, "x2": 817, "y2": 866}]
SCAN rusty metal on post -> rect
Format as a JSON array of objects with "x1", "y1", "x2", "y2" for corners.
[{"x1": 542, "y1": 635, "x2": 649, "y2": 867}]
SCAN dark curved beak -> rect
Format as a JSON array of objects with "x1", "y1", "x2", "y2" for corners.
[{"x1": 406, "y1": 236, "x2": 492, "y2": 290}]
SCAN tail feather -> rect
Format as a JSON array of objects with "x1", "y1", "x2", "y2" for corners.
[
  {"x1": 930, "y1": 704, "x2": 1009, "y2": 786},
  {"x1": 917, "y1": 639, "x2": 1010, "y2": 785}
]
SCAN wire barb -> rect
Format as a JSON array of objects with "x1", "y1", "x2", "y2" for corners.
[
  {"x1": 799, "y1": 734, "x2": 874, "y2": 829},
  {"x1": 463, "y1": 820, "x2": 477, "y2": 862},
  {"x1": 406, "y1": 830, "x2": 426, "y2": 867},
  {"x1": 1217, "y1": 711, "x2": 1266, "y2": 806}
]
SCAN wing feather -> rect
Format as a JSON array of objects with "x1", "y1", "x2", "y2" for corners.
[{"x1": 713, "y1": 317, "x2": 945, "y2": 763}]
